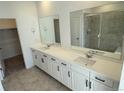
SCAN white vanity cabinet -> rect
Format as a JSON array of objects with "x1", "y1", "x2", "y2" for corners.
[
  {"x1": 31, "y1": 48, "x2": 119, "y2": 91},
  {"x1": 32, "y1": 49, "x2": 72, "y2": 89}
]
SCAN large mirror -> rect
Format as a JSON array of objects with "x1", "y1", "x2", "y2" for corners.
[
  {"x1": 39, "y1": 15, "x2": 61, "y2": 44},
  {"x1": 70, "y1": 2, "x2": 124, "y2": 60}
]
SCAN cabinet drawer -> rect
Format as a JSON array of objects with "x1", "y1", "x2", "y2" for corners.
[{"x1": 90, "y1": 72, "x2": 114, "y2": 88}]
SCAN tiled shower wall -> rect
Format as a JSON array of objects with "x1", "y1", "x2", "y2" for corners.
[
  {"x1": 85, "y1": 11, "x2": 124, "y2": 52},
  {"x1": 100, "y1": 11, "x2": 124, "y2": 52}
]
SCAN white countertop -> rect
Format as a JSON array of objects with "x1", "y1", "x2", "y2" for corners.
[{"x1": 31, "y1": 44, "x2": 123, "y2": 81}]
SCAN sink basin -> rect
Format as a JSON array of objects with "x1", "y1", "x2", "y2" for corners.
[{"x1": 74, "y1": 56, "x2": 96, "y2": 66}]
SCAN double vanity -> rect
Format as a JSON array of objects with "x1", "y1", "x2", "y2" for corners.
[
  {"x1": 31, "y1": 44, "x2": 122, "y2": 91},
  {"x1": 31, "y1": 2, "x2": 124, "y2": 91}
]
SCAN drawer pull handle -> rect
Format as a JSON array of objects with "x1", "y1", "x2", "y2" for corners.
[
  {"x1": 68, "y1": 71, "x2": 70, "y2": 77},
  {"x1": 86, "y1": 80, "x2": 88, "y2": 87},
  {"x1": 61, "y1": 63, "x2": 67, "y2": 66},
  {"x1": 57, "y1": 66, "x2": 59, "y2": 71},
  {"x1": 41, "y1": 58, "x2": 44, "y2": 63},
  {"x1": 89, "y1": 81, "x2": 92, "y2": 89},
  {"x1": 43, "y1": 55, "x2": 47, "y2": 57},
  {"x1": 95, "y1": 77, "x2": 105, "y2": 82},
  {"x1": 51, "y1": 58, "x2": 56, "y2": 61}
]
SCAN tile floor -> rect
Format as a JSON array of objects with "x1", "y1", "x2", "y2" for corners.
[{"x1": 3, "y1": 55, "x2": 70, "y2": 91}]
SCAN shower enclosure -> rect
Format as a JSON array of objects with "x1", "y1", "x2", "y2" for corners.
[{"x1": 84, "y1": 11, "x2": 124, "y2": 53}]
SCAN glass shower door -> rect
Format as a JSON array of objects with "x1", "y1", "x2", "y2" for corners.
[{"x1": 84, "y1": 14, "x2": 100, "y2": 50}]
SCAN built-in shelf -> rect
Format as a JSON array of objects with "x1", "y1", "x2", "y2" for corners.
[{"x1": 0, "y1": 19, "x2": 17, "y2": 30}]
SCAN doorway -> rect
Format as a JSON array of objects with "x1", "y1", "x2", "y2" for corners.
[
  {"x1": 0, "y1": 19, "x2": 25, "y2": 76},
  {"x1": 54, "y1": 19, "x2": 61, "y2": 43}
]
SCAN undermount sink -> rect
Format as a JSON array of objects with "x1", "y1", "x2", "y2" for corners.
[{"x1": 74, "y1": 56, "x2": 96, "y2": 66}]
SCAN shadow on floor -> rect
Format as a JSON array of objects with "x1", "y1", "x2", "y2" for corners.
[{"x1": 4, "y1": 55, "x2": 25, "y2": 76}]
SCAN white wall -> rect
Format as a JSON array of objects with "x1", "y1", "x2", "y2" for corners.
[
  {"x1": 37, "y1": 1, "x2": 115, "y2": 47},
  {"x1": 0, "y1": 29, "x2": 22, "y2": 59},
  {"x1": 0, "y1": 1, "x2": 41, "y2": 69}
]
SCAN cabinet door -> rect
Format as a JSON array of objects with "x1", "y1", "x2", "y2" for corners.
[
  {"x1": 60, "y1": 66, "x2": 72, "y2": 89},
  {"x1": 72, "y1": 70, "x2": 88, "y2": 91},
  {"x1": 39, "y1": 53, "x2": 48, "y2": 72},
  {"x1": 50, "y1": 57, "x2": 61, "y2": 81},
  {"x1": 90, "y1": 79, "x2": 114, "y2": 91},
  {"x1": 47, "y1": 57, "x2": 53, "y2": 76},
  {"x1": 52, "y1": 62, "x2": 61, "y2": 81},
  {"x1": 32, "y1": 50, "x2": 40, "y2": 68}
]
